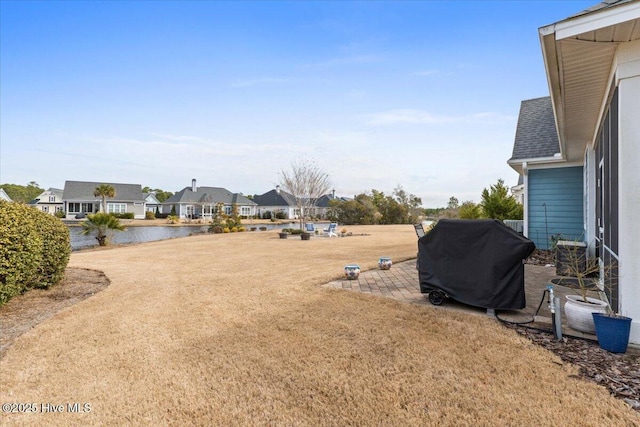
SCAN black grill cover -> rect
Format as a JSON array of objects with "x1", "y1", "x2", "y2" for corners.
[{"x1": 418, "y1": 219, "x2": 535, "y2": 310}]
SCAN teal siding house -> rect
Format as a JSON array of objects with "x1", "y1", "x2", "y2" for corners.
[
  {"x1": 518, "y1": 0, "x2": 640, "y2": 345},
  {"x1": 527, "y1": 167, "x2": 583, "y2": 249},
  {"x1": 508, "y1": 97, "x2": 584, "y2": 250}
]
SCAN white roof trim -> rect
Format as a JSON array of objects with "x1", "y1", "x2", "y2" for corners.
[
  {"x1": 507, "y1": 155, "x2": 565, "y2": 166},
  {"x1": 540, "y1": 2, "x2": 640, "y2": 40}
]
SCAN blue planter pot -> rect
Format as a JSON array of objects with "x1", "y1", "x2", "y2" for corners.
[{"x1": 592, "y1": 313, "x2": 632, "y2": 353}]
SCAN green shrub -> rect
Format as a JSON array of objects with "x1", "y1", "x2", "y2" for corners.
[
  {"x1": 145, "y1": 211, "x2": 155, "y2": 220},
  {"x1": 0, "y1": 202, "x2": 42, "y2": 303},
  {"x1": 223, "y1": 227, "x2": 230, "y2": 233},
  {"x1": 237, "y1": 226, "x2": 246, "y2": 232},
  {"x1": 54, "y1": 210, "x2": 66, "y2": 219},
  {"x1": 25, "y1": 207, "x2": 70, "y2": 289},
  {"x1": 290, "y1": 228, "x2": 302, "y2": 235},
  {"x1": 112, "y1": 212, "x2": 134, "y2": 219},
  {"x1": 230, "y1": 226, "x2": 238, "y2": 232},
  {"x1": 0, "y1": 201, "x2": 70, "y2": 304},
  {"x1": 259, "y1": 226, "x2": 267, "y2": 231}
]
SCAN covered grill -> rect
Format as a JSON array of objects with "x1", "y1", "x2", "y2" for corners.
[{"x1": 418, "y1": 219, "x2": 535, "y2": 310}]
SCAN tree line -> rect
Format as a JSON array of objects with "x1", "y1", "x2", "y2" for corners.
[
  {"x1": 327, "y1": 186, "x2": 422, "y2": 225},
  {"x1": 328, "y1": 179, "x2": 522, "y2": 225},
  {"x1": 429, "y1": 179, "x2": 523, "y2": 221}
]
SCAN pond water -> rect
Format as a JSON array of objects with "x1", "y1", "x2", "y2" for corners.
[
  {"x1": 68, "y1": 221, "x2": 330, "y2": 251},
  {"x1": 68, "y1": 225, "x2": 209, "y2": 251}
]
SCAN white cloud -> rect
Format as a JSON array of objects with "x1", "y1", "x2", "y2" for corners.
[
  {"x1": 364, "y1": 109, "x2": 456, "y2": 126},
  {"x1": 364, "y1": 109, "x2": 516, "y2": 126}
]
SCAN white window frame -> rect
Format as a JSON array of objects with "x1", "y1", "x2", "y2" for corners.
[{"x1": 108, "y1": 203, "x2": 127, "y2": 214}]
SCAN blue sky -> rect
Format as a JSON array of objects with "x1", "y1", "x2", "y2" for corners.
[{"x1": 0, "y1": 0, "x2": 596, "y2": 207}]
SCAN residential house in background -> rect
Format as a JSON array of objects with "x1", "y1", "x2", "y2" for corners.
[
  {"x1": 162, "y1": 179, "x2": 256, "y2": 219},
  {"x1": 508, "y1": 97, "x2": 584, "y2": 249},
  {"x1": 252, "y1": 186, "x2": 298, "y2": 219},
  {"x1": 521, "y1": 0, "x2": 639, "y2": 344},
  {"x1": 0, "y1": 188, "x2": 12, "y2": 202},
  {"x1": 315, "y1": 190, "x2": 349, "y2": 219},
  {"x1": 28, "y1": 188, "x2": 64, "y2": 215},
  {"x1": 62, "y1": 181, "x2": 146, "y2": 219},
  {"x1": 510, "y1": 175, "x2": 524, "y2": 205},
  {"x1": 253, "y1": 186, "x2": 347, "y2": 220},
  {"x1": 143, "y1": 192, "x2": 163, "y2": 214}
]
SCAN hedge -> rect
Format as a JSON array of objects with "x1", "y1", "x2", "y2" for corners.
[{"x1": 0, "y1": 201, "x2": 71, "y2": 304}]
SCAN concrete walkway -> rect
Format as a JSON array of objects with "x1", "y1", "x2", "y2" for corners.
[{"x1": 323, "y1": 259, "x2": 600, "y2": 340}]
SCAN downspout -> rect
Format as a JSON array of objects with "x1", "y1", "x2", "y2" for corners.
[{"x1": 523, "y1": 162, "x2": 529, "y2": 239}]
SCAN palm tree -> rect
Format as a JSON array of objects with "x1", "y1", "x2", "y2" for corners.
[
  {"x1": 94, "y1": 184, "x2": 116, "y2": 213},
  {"x1": 81, "y1": 213, "x2": 125, "y2": 246}
]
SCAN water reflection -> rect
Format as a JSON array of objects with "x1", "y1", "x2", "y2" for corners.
[
  {"x1": 69, "y1": 226, "x2": 209, "y2": 250},
  {"x1": 68, "y1": 221, "x2": 323, "y2": 251}
]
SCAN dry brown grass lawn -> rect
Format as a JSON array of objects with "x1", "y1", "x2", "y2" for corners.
[{"x1": 1, "y1": 225, "x2": 638, "y2": 426}]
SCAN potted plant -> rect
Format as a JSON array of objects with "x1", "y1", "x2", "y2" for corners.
[
  {"x1": 550, "y1": 240, "x2": 608, "y2": 334},
  {"x1": 592, "y1": 271, "x2": 633, "y2": 353},
  {"x1": 301, "y1": 231, "x2": 311, "y2": 240},
  {"x1": 592, "y1": 311, "x2": 633, "y2": 353},
  {"x1": 278, "y1": 228, "x2": 290, "y2": 239}
]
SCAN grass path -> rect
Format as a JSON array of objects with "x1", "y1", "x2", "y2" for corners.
[{"x1": 1, "y1": 225, "x2": 638, "y2": 426}]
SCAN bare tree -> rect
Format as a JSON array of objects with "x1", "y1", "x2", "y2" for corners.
[{"x1": 279, "y1": 160, "x2": 332, "y2": 230}]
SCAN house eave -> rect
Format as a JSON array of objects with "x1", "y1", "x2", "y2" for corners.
[
  {"x1": 508, "y1": 155, "x2": 566, "y2": 174},
  {"x1": 539, "y1": 1, "x2": 640, "y2": 164}
]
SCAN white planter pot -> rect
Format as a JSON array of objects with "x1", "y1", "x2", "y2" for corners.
[{"x1": 564, "y1": 295, "x2": 609, "y2": 334}]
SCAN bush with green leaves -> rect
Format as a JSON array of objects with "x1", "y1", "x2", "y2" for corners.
[
  {"x1": 25, "y1": 207, "x2": 71, "y2": 289},
  {"x1": 112, "y1": 212, "x2": 134, "y2": 219},
  {"x1": 145, "y1": 211, "x2": 155, "y2": 220},
  {"x1": 0, "y1": 201, "x2": 71, "y2": 304}
]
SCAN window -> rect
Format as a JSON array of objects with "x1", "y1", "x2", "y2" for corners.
[
  {"x1": 108, "y1": 203, "x2": 127, "y2": 214},
  {"x1": 68, "y1": 203, "x2": 81, "y2": 213},
  {"x1": 49, "y1": 196, "x2": 56, "y2": 202},
  {"x1": 81, "y1": 203, "x2": 95, "y2": 213},
  {"x1": 224, "y1": 205, "x2": 232, "y2": 215},
  {"x1": 241, "y1": 206, "x2": 251, "y2": 216}
]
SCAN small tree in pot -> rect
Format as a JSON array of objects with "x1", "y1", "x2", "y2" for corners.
[{"x1": 551, "y1": 240, "x2": 609, "y2": 334}]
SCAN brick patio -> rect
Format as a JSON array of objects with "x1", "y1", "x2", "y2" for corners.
[{"x1": 323, "y1": 259, "x2": 601, "y2": 340}]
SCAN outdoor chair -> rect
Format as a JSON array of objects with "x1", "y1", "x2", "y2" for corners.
[
  {"x1": 305, "y1": 223, "x2": 315, "y2": 233},
  {"x1": 414, "y1": 223, "x2": 425, "y2": 238},
  {"x1": 324, "y1": 222, "x2": 338, "y2": 238}
]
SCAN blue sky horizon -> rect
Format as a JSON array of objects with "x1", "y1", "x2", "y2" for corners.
[{"x1": 0, "y1": 0, "x2": 596, "y2": 207}]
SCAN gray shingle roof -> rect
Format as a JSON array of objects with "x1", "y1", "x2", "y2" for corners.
[
  {"x1": 509, "y1": 97, "x2": 560, "y2": 161},
  {"x1": 164, "y1": 186, "x2": 256, "y2": 205},
  {"x1": 62, "y1": 181, "x2": 143, "y2": 202},
  {"x1": 252, "y1": 189, "x2": 297, "y2": 207},
  {"x1": 569, "y1": 0, "x2": 635, "y2": 19},
  {"x1": 316, "y1": 194, "x2": 349, "y2": 208}
]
